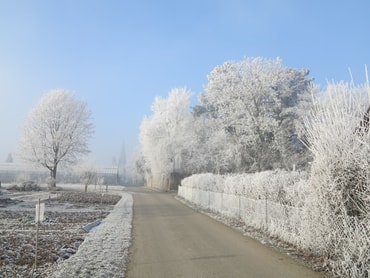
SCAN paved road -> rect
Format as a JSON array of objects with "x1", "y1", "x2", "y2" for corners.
[{"x1": 126, "y1": 187, "x2": 326, "y2": 278}]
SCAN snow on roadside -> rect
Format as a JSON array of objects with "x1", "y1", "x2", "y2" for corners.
[{"x1": 46, "y1": 189, "x2": 133, "y2": 278}]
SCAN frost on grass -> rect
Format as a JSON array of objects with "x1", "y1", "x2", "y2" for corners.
[{"x1": 48, "y1": 191, "x2": 133, "y2": 278}]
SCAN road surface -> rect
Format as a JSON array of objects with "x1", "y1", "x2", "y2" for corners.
[{"x1": 126, "y1": 187, "x2": 326, "y2": 278}]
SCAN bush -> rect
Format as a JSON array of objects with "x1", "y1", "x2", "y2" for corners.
[
  {"x1": 181, "y1": 170, "x2": 309, "y2": 207},
  {"x1": 21, "y1": 181, "x2": 40, "y2": 191},
  {"x1": 7, "y1": 181, "x2": 40, "y2": 191},
  {"x1": 303, "y1": 82, "x2": 369, "y2": 277},
  {"x1": 181, "y1": 173, "x2": 225, "y2": 192}
]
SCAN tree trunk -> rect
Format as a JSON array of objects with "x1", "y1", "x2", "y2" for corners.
[{"x1": 49, "y1": 166, "x2": 57, "y2": 187}]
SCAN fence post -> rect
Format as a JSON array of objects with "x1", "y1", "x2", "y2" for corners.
[
  {"x1": 221, "y1": 193, "x2": 223, "y2": 213},
  {"x1": 238, "y1": 195, "x2": 241, "y2": 219},
  {"x1": 32, "y1": 199, "x2": 41, "y2": 277},
  {"x1": 265, "y1": 194, "x2": 268, "y2": 229}
]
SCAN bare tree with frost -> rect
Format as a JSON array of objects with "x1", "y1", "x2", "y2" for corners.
[
  {"x1": 125, "y1": 147, "x2": 146, "y2": 185},
  {"x1": 18, "y1": 90, "x2": 94, "y2": 187},
  {"x1": 76, "y1": 160, "x2": 98, "y2": 192},
  {"x1": 140, "y1": 88, "x2": 194, "y2": 190}
]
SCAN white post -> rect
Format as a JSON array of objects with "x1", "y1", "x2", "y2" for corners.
[{"x1": 32, "y1": 199, "x2": 43, "y2": 277}]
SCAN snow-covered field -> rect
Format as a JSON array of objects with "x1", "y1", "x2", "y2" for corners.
[
  {"x1": 46, "y1": 185, "x2": 133, "y2": 278},
  {"x1": 0, "y1": 184, "x2": 133, "y2": 278}
]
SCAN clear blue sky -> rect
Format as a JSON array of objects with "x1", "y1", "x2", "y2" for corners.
[{"x1": 0, "y1": 0, "x2": 369, "y2": 166}]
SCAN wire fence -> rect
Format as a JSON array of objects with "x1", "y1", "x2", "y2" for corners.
[
  {"x1": 179, "y1": 187, "x2": 303, "y2": 245},
  {"x1": 178, "y1": 172, "x2": 369, "y2": 278}
]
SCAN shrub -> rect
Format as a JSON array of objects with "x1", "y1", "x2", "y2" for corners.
[
  {"x1": 21, "y1": 181, "x2": 40, "y2": 191},
  {"x1": 181, "y1": 170, "x2": 309, "y2": 207},
  {"x1": 7, "y1": 181, "x2": 40, "y2": 191},
  {"x1": 303, "y1": 82, "x2": 369, "y2": 277}
]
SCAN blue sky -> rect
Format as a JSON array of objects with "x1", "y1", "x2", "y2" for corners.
[{"x1": 0, "y1": 0, "x2": 369, "y2": 166}]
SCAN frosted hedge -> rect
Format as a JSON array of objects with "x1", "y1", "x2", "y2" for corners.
[
  {"x1": 181, "y1": 170, "x2": 309, "y2": 206},
  {"x1": 179, "y1": 170, "x2": 369, "y2": 278}
]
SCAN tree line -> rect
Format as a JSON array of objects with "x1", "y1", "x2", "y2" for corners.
[{"x1": 135, "y1": 57, "x2": 315, "y2": 189}]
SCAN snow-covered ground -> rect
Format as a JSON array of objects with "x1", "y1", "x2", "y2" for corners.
[{"x1": 43, "y1": 185, "x2": 133, "y2": 278}]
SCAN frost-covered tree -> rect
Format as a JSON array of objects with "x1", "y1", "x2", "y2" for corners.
[
  {"x1": 140, "y1": 88, "x2": 194, "y2": 190},
  {"x1": 77, "y1": 160, "x2": 98, "y2": 192},
  {"x1": 125, "y1": 147, "x2": 146, "y2": 185},
  {"x1": 200, "y1": 57, "x2": 313, "y2": 172},
  {"x1": 188, "y1": 105, "x2": 235, "y2": 174},
  {"x1": 18, "y1": 90, "x2": 94, "y2": 187}
]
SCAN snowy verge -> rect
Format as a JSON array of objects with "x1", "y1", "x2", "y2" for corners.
[{"x1": 46, "y1": 189, "x2": 133, "y2": 278}]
